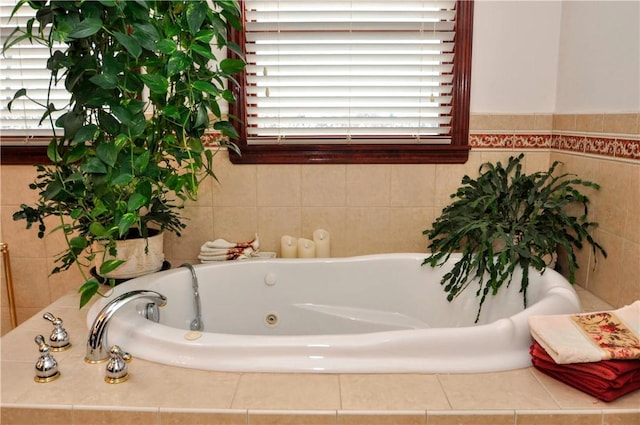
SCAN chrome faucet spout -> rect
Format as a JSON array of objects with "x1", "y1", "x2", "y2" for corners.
[
  {"x1": 181, "y1": 263, "x2": 203, "y2": 331},
  {"x1": 85, "y1": 290, "x2": 167, "y2": 363}
]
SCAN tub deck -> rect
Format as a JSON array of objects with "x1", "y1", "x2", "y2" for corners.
[{"x1": 1, "y1": 287, "x2": 638, "y2": 425}]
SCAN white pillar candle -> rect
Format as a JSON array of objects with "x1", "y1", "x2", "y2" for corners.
[
  {"x1": 313, "y1": 229, "x2": 330, "y2": 258},
  {"x1": 297, "y1": 238, "x2": 316, "y2": 258},
  {"x1": 280, "y1": 235, "x2": 298, "y2": 258}
]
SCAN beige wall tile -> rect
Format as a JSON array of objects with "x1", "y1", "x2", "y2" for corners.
[
  {"x1": 575, "y1": 114, "x2": 604, "y2": 133},
  {"x1": 553, "y1": 114, "x2": 576, "y2": 132},
  {"x1": 586, "y1": 230, "x2": 623, "y2": 306},
  {"x1": 250, "y1": 410, "x2": 337, "y2": 425},
  {"x1": 468, "y1": 114, "x2": 535, "y2": 131},
  {"x1": 301, "y1": 165, "x2": 347, "y2": 207},
  {"x1": 593, "y1": 159, "x2": 634, "y2": 237},
  {"x1": 231, "y1": 374, "x2": 341, "y2": 410},
  {"x1": 212, "y1": 153, "x2": 258, "y2": 207},
  {"x1": 185, "y1": 171, "x2": 215, "y2": 207},
  {"x1": 346, "y1": 165, "x2": 391, "y2": 207},
  {"x1": 426, "y1": 411, "x2": 514, "y2": 425},
  {"x1": 0, "y1": 165, "x2": 40, "y2": 205},
  {"x1": 340, "y1": 374, "x2": 450, "y2": 410},
  {"x1": 1, "y1": 407, "x2": 73, "y2": 425},
  {"x1": 515, "y1": 412, "x2": 601, "y2": 425},
  {"x1": 1, "y1": 211, "x2": 47, "y2": 259},
  {"x1": 72, "y1": 408, "x2": 159, "y2": 425},
  {"x1": 521, "y1": 151, "x2": 551, "y2": 174},
  {"x1": 160, "y1": 410, "x2": 247, "y2": 425},
  {"x1": 11, "y1": 257, "x2": 51, "y2": 308},
  {"x1": 300, "y1": 207, "x2": 347, "y2": 257},
  {"x1": 212, "y1": 207, "x2": 259, "y2": 246},
  {"x1": 469, "y1": 114, "x2": 492, "y2": 131},
  {"x1": 623, "y1": 164, "x2": 640, "y2": 245},
  {"x1": 257, "y1": 165, "x2": 301, "y2": 207},
  {"x1": 603, "y1": 411, "x2": 640, "y2": 425},
  {"x1": 602, "y1": 113, "x2": 639, "y2": 135},
  {"x1": 390, "y1": 164, "x2": 436, "y2": 207},
  {"x1": 433, "y1": 153, "x2": 481, "y2": 211},
  {"x1": 46, "y1": 257, "x2": 86, "y2": 301},
  {"x1": 387, "y1": 208, "x2": 434, "y2": 253},
  {"x1": 438, "y1": 369, "x2": 559, "y2": 410},
  {"x1": 534, "y1": 114, "x2": 554, "y2": 131},
  {"x1": 339, "y1": 411, "x2": 425, "y2": 425},
  {"x1": 619, "y1": 241, "x2": 640, "y2": 306},
  {"x1": 257, "y1": 206, "x2": 302, "y2": 254},
  {"x1": 164, "y1": 206, "x2": 215, "y2": 264},
  {"x1": 343, "y1": 207, "x2": 391, "y2": 255}
]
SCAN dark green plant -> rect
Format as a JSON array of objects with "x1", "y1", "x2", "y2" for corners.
[
  {"x1": 4, "y1": 0, "x2": 245, "y2": 306},
  {"x1": 423, "y1": 154, "x2": 606, "y2": 321}
]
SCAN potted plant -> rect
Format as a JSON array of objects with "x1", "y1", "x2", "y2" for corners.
[
  {"x1": 4, "y1": 0, "x2": 245, "y2": 307},
  {"x1": 423, "y1": 154, "x2": 607, "y2": 321}
]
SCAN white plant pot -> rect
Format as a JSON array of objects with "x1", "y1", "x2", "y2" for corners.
[{"x1": 96, "y1": 231, "x2": 165, "y2": 279}]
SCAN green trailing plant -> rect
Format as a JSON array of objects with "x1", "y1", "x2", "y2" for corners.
[
  {"x1": 4, "y1": 0, "x2": 245, "y2": 307},
  {"x1": 423, "y1": 154, "x2": 606, "y2": 321}
]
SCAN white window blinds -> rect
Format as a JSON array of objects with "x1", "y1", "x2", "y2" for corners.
[
  {"x1": 243, "y1": 0, "x2": 457, "y2": 145},
  {"x1": 0, "y1": 3, "x2": 68, "y2": 142}
]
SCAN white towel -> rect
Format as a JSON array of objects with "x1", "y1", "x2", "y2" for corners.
[
  {"x1": 198, "y1": 235, "x2": 260, "y2": 262},
  {"x1": 529, "y1": 300, "x2": 640, "y2": 364},
  {"x1": 202, "y1": 235, "x2": 259, "y2": 251},
  {"x1": 198, "y1": 248, "x2": 254, "y2": 261}
]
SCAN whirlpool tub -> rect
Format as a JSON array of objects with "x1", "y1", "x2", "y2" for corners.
[{"x1": 86, "y1": 253, "x2": 580, "y2": 373}]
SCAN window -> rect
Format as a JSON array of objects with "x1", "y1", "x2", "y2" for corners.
[
  {"x1": 0, "y1": 3, "x2": 69, "y2": 163},
  {"x1": 229, "y1": 0, "x2": 473, "y2": 164}
]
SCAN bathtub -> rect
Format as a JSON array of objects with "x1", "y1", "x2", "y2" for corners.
[{"x1": 86, "y1": 253, "x2": 580, "y2": 373}]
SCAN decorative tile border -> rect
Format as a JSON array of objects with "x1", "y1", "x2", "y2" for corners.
[
  {"x1": 470, "y1": 133, "x2": 640, "y2": 161},
  {"x1": 204, "y1": 131, "x2": 640, "y2": 161}
]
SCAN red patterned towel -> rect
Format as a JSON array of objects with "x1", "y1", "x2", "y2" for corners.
[
  {"x1": 529, "y1": 301, "x2": 640, "y2": 364},
  {"x1": 530, "y1": 342, "x2": 640, "y2": 402}
]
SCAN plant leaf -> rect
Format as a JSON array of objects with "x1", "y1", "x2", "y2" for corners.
[
  {"x1": 96, "y1": 143, "x2": 118, "y2": 167},
  {"x1": 156, "y1": 39, "x2": 177, "y2": 54},
  {"x1": 127, "y1": 193, "x2": 148, "y2": 212},
  {"x1": 190, "y1": 43, "x2": 216, "y2": 60},
  {"x1": 99, "y1": 259, "x2": 125, "y2": 275},
  {"x1": 7, "y1": 88, "x2": 26, "y2": 111},
  {"x1": 72, "y1": 124, "x2": 98, "y2": 144},
  {"x1": 139, "y1": 74, "x2": 169, "y2": 94},
  {"x1": 46, "y1": 139, "x2": 62, "y2": 163},
  {"x1": 89, "y1": 221, "x2": 108, "y2": 237},
  {"x1": 167, "y1": 51, "x2": 191, "y2": 76},
  {"x1": 79, "y1": 279, "x2": 99, "y2": 308},
  {"x1": 185, "y1": 1, "x2": 207, "y2": 35},
  {"x1": 81, "y1": 157, "x2": 108, "y2": 174},
  {"x1": 220, "y1": 58, "x2": 245, "y2": 74},
  {"x1": 90, "y1": 73, "x2": 118, "y2": 89},
  {"x1": 213, "y1": 120, "x2": 239, "y2": 139},
  {"x1": 118, "y1": 213, "x2": 137, "y2": 237},
  {"x1": 192, "y1": 80, "x2": 219, "y2": 96},
  {"x1": 67, "y1": 17, "x2": 102, "y2": 39},
  {"x1": 113, "y1": 31, "x2": 142, "y2": 58}
]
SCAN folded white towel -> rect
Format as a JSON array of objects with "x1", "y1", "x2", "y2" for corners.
[
  {"x1": 198, "y1": 235, "x2": 261, "y2": 262},
  {"x1": 202, "y1": 235, "x2": 259, "y2": 251},
  {"x1": 529, "y1": 300, "x2": 640, "y2": 364},
  {"x1": 198, "y1": 252, "x2": 251, "y2": 261}
]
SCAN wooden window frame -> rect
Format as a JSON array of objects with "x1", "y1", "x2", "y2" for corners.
[
  {"x1": 2, "y1": 1, "x2": 473, "y2": 166},
  {"x1": 228, "y1": 0, "x2": 474, "y2": 165}
]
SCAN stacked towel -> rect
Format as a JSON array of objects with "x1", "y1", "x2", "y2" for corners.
[
  {"x1": 529, "y1": 301, "x2": 640, "y2": 364},
  {"x1": 530, "y1": 341, "x2": 640, "y2": 402},
  {"x1": 529, "y1": 301, "x2": 640, "y2": 402},
  {"x1": 198, "y1": 235, "x2": 260, "y2": 262}
]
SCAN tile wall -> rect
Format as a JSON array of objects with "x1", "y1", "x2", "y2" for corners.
[{"x1": 1, "y1": 113, "x2": 638, "y2": 334}]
